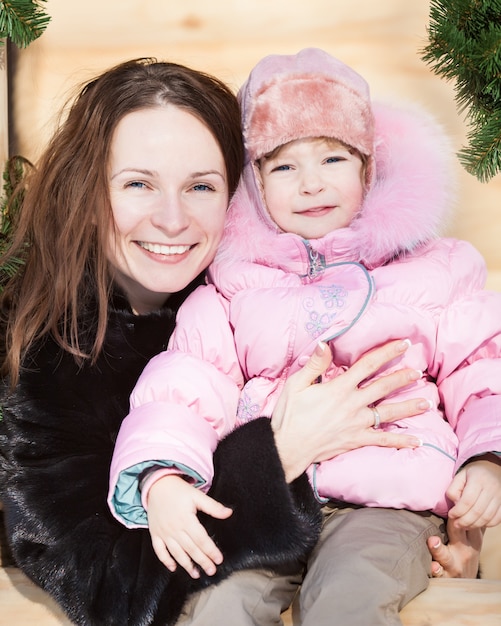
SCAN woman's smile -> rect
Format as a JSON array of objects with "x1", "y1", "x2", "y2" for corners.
[{"x1": 137, "y1": 241, "x2": 193, "y2": 257}]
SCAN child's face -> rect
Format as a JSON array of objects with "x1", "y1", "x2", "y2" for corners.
[{"x1": 259, "y1": 137, "x2": 365, "y2": 239}]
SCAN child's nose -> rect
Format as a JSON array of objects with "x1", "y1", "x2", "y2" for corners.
[{"x1": 300, "y1": 171, "x2": 324, "y2": 194}]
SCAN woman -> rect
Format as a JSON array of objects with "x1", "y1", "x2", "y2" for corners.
[{"x1": 0, "y1": 58, "x2": 479, "y2": 626}]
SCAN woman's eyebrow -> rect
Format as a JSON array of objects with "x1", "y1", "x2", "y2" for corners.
[
  {"x1": 190, "y1": 169, "x2": 226, "y2": 179},
  {"x1": 110, "y1": 167, "x2": 156, "y2": 180}
]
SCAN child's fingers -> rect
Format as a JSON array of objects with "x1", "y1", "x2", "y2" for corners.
[
  {"x1": 197, "y1": 492, "x2": 233, "y2": 520},
  {"x1": 151, "y1": 535, "x2": 178, "y2": 573},
  {"x1": 164, "y1": 535, "x2": 204, "y2": 579},
  {"x1": 170, "y1": 528, "x2": 223, "y2": 577}
]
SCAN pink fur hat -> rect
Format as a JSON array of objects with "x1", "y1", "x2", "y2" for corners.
[{"x1": 239, "y1": 48, "x2": 376, "y2": 182}]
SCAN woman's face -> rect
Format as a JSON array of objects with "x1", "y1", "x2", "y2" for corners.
[{"x1": 108, "y1": 105, "x2": 229, "y2": 313}]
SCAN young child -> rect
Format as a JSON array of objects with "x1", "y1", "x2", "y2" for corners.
[{"x1": 109, "y1": 49, "x2": 501, "y2": 624}]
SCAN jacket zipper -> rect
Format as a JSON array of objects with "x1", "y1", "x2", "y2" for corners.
[{"x1": 304, "y1": 240, "x2": 326, "y2": 280}]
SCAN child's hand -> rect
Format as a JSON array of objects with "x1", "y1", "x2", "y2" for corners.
[
  {"x1": 146, "y1": 475, "x2": 233, "y2": 578},
  {"x1": 447, "y1": 456, "x2": 501, "y2": 529}
]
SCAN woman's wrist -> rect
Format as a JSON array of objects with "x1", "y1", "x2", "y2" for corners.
[{"x1": 272, "y1": 423, "x2": 310, "y2": 482}]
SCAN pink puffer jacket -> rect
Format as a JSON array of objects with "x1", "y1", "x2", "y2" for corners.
[{"x1": 109, "y1": 50, "x2": 501, "y2": 527}]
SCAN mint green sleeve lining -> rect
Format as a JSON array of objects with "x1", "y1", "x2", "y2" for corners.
[{"x1": 112, "y1": 461, "x2": 205, "y2": 527}]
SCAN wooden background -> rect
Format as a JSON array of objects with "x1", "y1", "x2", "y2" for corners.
[{"x1": 6, "y1": 0, "x2": 501, "y2": 577}]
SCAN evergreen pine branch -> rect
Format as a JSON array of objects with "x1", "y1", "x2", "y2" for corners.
[
  {"x1": 421, "y1": 0, "x2": 501, "y2": 182},
  {"x1": 0, "y1": 0, "x2": 50, "y2": 48},
  {"x1": 459, "y1": 111, "x2": 501, "y2": 182},
  {"x1": 0, "y1": 156, "x2": 31, "y2": 287}
]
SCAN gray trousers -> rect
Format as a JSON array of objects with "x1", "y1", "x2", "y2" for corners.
[{"x1": 176, "y1": 505, "x2": 446, "y2": 626}]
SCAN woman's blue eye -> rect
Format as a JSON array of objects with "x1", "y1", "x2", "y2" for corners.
[
  {"x1": 192, "y1": 183, "x2": 213, "y2": 191},
  {"x1": 127, "y1": 181, "x2": 146, "y2": 189}
]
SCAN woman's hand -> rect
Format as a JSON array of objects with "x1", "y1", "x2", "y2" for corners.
[
  {"x1": 147, "y1": 475, "x2": 232, "y2": 578},
  {"x1": 271, "y1": 339, "x2": 428, "y2": 482},
  {"x1": 427, "y1": 524, "x2": 484, "y2": 578}
]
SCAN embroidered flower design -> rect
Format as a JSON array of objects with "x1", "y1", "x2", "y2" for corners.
[
  {"x1": 303, "y1": 284, "x2": 348, "y2": 338},
  {"x1": 319, "y1": 285, "x2": 347, "y2": 309},
  {"x1": 237, "y1": 389, "x2": 261, "y2": 422},
  {"x1": 305, "y1": 309, "x2": 335, "y2": 338}
]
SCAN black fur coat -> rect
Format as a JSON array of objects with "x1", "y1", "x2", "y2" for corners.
[{"x1": 0, "y1": 286, "x2": 321, "y2": 625}]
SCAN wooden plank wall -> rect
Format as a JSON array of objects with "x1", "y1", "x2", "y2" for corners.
[{"x1": 7, "y1": 0, "x2": 501, "y2": 579}]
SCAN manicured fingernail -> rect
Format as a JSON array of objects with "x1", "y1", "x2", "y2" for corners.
[
  {"x1": 410, "y1": 437, "x2": 423, "y2": 447},
  {"x1": 315, "y1": 341, "x2": 326, "y2": 355},
  {"x1": 398, "y1": 339, "x2": 412, "y2": 352},
  {"x1": 408, "y1": 369, "x2": 423, "y2": 380},
  {"x1": 417, "y1": 399, "x2": 433, "y2": 410},
  {"x1": 434, "y1": 564, "x2": 443, "y2": 577},
  {"x1": 432, "y1": 539, "x2": 441, "y2": 549}
]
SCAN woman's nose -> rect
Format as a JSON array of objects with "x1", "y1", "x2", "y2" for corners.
[{"x1": 151, "y1": 194, "x2": 190, "y2": 234}]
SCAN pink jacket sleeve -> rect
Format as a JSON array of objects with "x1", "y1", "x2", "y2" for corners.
[
  {"x1": 108, "y1": 285, "x2": 244, "y2": 527},
  {"x1": 427, "y1": 241, "x2": 501, "y2": 469},
  {"x1": 433, "y1": 303, "x2": 501, "y2": 468}
]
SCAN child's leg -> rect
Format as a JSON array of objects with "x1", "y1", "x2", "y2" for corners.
[
  {"x1": 176, "y1": 568, "x2": 302, "y2": 626},
  {"x1": 297, "y1": 505, "x2": 446, "y2": 626}
]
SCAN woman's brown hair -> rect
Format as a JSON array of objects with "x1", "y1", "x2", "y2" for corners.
[{"x1": 0, "y1": 58, "x2": 244, "y2": 385}]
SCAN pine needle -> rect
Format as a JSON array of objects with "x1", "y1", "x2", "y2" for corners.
[
  {"x1": 421, "y1": 0, "x2": 501, "y2": 182},
  {"x1": 0, "y1": 0, "x2": 51, "y2": 48}
]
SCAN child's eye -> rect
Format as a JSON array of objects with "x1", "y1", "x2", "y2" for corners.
[
  {"x1": 325, "y1": 156, "x2": 344, "y2": 164},
  {"x1": 271, "y1": 164, "x2": 292, "y2": 172}
]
